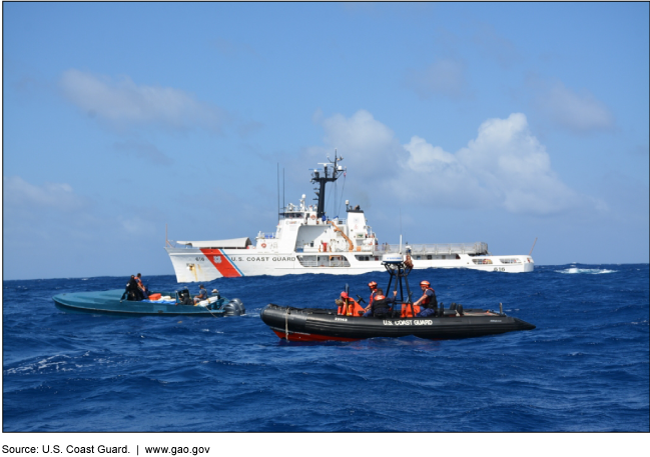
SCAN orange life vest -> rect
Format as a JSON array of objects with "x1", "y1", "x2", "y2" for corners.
[
  {"x1": 400, "y1": 303, "x2": 421, "y2": 318},
  {"x1": 338, "y1": 298, "x2": 364, "y2": 316},
  {"x1": 421, "y1": 287, "x2": 436, "y2": 308}
]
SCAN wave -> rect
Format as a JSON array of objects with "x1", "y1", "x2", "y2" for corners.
[
  {"x1": 556, "y1": 267, "x2": 617, "y2": 274},
  {"x1": 4, "y1": 265, "x2": 648, "y2": 432}
]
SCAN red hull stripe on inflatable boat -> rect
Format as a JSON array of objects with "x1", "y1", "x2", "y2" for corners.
[
  {"x1": 201, "y1": 249, "x2": 243, "y2": 278},
  {"x1": 272, "y1": 329, "x2": 360, "y2": 342}
]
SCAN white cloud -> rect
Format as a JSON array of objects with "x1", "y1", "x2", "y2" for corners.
[
  {"x1": 401, "y1": 135, "x2": 485, "y2": 208},
  {"x1": 534, "y1": 80, "x2": 615, "y2": 134},
  {"x1": 118, "y1": 215, "x2": 157, "y2": 236},
  {"x1": 404, "y1": 136, "x2": 456, "y2": 171},
  {"x1": 399, "y1": 113, "x2": 594, "y2": 215},
  {"x1": 309, "y1": 110, "x2": 605, "y2": 216},
  {"x1": 307, "y1": 109, "x2": 405, "y2": 178},
  {"x1": 59, "y1": 69, "x2": 225, "y2": 133},
  {"x1": 404, "y1": 58, "x2": 467, "y2": 99},
  {"x1": 3, "y1": 176, "x2": 88, "y2": 212}
]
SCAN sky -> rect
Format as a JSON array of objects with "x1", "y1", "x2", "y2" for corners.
[{"x1": 2, "y1": 2, "x2": 649, "y2": 280}]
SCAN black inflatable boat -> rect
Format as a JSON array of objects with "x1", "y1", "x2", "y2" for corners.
[
  {"x1": 260, "y1": 254, "x2": 535, "y2": 342},
  {"x1": 261, "y1": 303, "x2": 534, "y2": 342}
]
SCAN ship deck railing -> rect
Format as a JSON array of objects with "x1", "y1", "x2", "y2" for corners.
[
  {"x1": 298, "y1": 242, "x2": 489, "y2": 256},
  {"x1": 371, "y1": 242, "x2": 489, "y2": 256},
  {"x1": 297, "y1": 256, "x2": 352, "y2": 268}
]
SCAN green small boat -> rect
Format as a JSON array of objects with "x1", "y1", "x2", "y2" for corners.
[{"x1": 53, "y1": 288, "x2": 245, "y2": 317}]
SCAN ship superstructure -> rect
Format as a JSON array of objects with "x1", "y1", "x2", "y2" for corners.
[{"x1": 165, "y1": 154, "x2": 533, "y2": 282}]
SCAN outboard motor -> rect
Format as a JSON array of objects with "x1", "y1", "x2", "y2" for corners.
[
  {"x1": 176, "y1": 288, "x2": 193, "y2": 306},
  {"x1": 223, "y1": 298, "x2": 245, "y2": 316}
]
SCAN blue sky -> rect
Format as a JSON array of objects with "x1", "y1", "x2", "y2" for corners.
[{"x1": 2, "y1": 2, "x2": 649, "y2": 280}]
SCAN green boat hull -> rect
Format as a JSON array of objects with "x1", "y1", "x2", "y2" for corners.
[{"x1": 53, "y1": 289, "x2": 243, "y2": 317}]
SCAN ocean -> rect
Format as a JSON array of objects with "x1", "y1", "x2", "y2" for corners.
[{"x1": 2, "y1": 264, "x2": 649, "y2": 433}]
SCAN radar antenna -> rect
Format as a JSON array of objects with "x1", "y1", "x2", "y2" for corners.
[{"x1": 310, "y1": 150, "x2": 345, "y2": 219}]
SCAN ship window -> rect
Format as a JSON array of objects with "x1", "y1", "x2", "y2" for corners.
[
  {"x1": 500, "y1": 258, "x2": 521, "y2": 264},
  {"x1": 472, "y1": 259, "x2": 493, "y2": 265},
  {"x1": 297, "y1": 255, "x2": 350, "y2": 268}
]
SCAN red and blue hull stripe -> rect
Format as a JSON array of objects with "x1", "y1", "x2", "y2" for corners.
[{"x1": 201, "y1": 249, "x2": 244, "y2": 278}]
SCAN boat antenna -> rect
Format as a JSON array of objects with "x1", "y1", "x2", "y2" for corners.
[
  {"x1": 344, "y1": 283, "x2": 350, "y2": 316},
  {"x1": 277, "y1": 163, "x2": 280, "y2": 216},
  {"x1": 529, "y1": 237, "x2": 538, "y2": 256},
  {"x1": 165, "y1": 223, "x2": 173, "y2": 248},
  {"x1": 399, "y1": 206, "x2": 402, "y2": 254},
  {"x1": 337, "y1": 171, "x2": 347, "y2": 218}
]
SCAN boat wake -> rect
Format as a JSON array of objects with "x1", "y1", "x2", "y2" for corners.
[{"x1": 557, "y1": 267, "x2": 616, "y2": 274}]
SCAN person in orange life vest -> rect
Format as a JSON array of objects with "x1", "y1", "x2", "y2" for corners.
[
  {"x1": 123, "y1": 275, "x2": 140, "y2": 301},
  {"x1": 134, "y1": 273, "x2": 149, "y2": 299},
  {"x1": 336, "y1": 291, "x2": 364, "y2": 316},
  {"x1": 363, "y1": 289, "x2": 397, "y2": 318},
  {"x1": 363, "y1": 281, "x2": 378, "y2": 313},
  {"x1": 413, "y1": 280, "x2": 438, "y2": 317}
]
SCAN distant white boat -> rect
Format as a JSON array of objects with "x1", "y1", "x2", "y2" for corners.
[{"x1": 166, "y1": 154, "x2": 534, "y2": 282}]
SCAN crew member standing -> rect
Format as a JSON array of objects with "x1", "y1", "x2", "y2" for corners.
[
  {"x1": 123, "y1": 275, "x2": 140, "y2": 301},
  {"x1": 134, "y1": 273, "x2": 148, "y2": 300},
  {"x1": 363, "y1": 281, "x2": 378, "y2": 313}
]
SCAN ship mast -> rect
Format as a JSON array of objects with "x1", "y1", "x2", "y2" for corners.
[{"x1": 311, "y1": 151, "x2": 345, "y2": 219}]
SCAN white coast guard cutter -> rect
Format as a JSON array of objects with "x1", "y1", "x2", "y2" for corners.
[{"x1": 165, "y1": 154, "x2": 534, "y2": 282}]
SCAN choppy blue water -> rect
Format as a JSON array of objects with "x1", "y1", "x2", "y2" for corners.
[{"x1": 3, "y1": 264, "x2": 649, "y2": 432}]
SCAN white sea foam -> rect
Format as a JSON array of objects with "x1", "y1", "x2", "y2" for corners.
[
  {"x1": 557, "y1": 267, "x2": 616, "y2": 274},
  {"x1": 5, "y1": 355, "x2": 74, "y2": 375}
]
